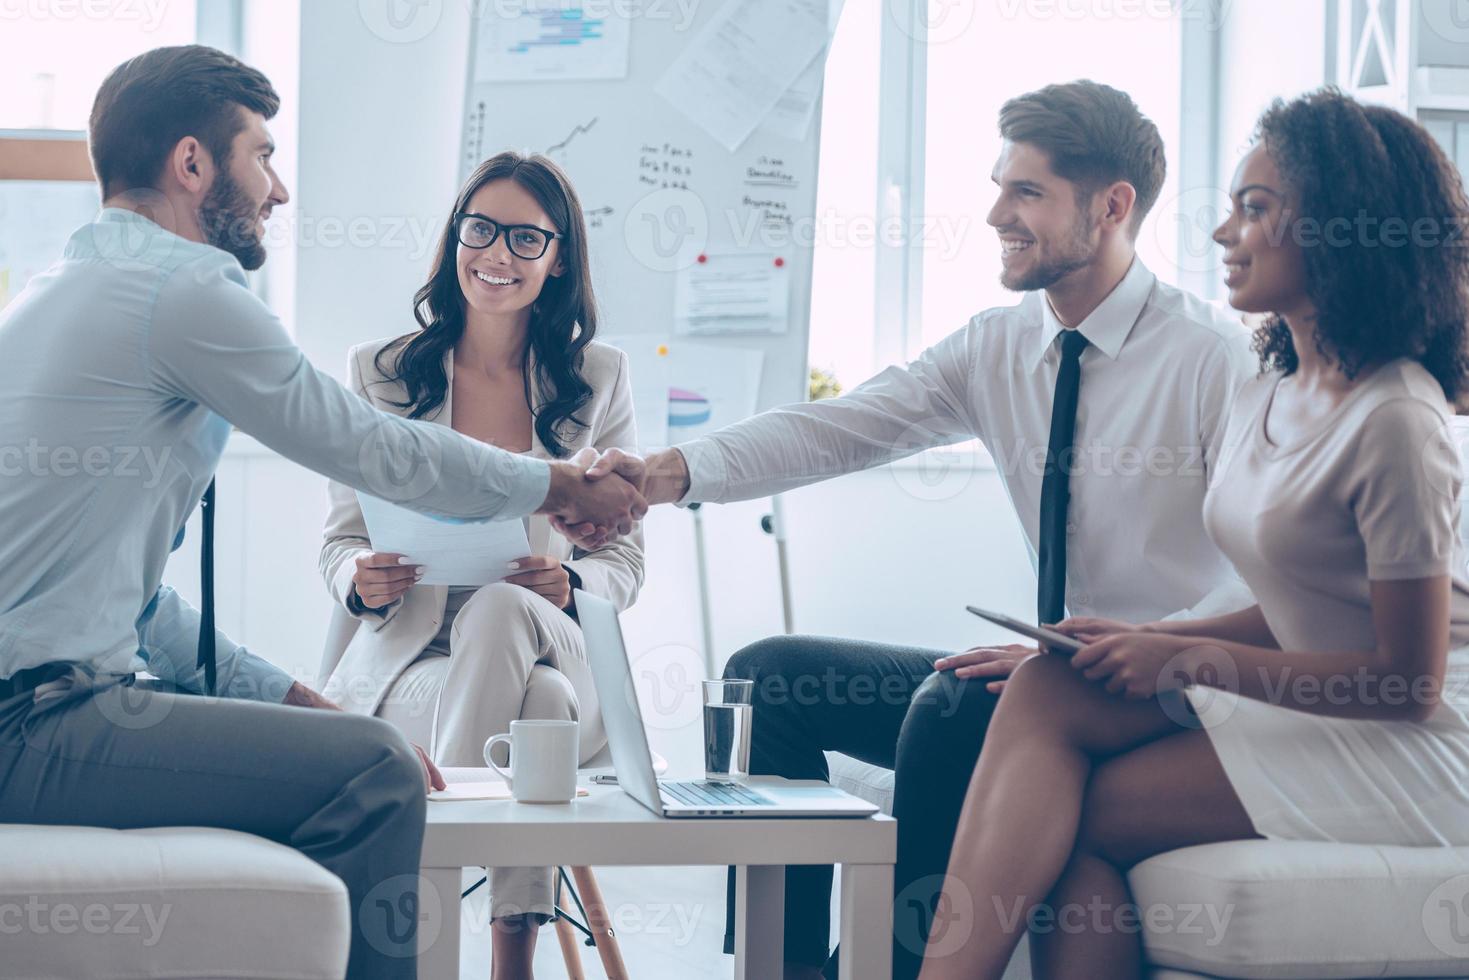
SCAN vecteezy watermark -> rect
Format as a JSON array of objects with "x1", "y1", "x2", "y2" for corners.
[
  {"x1": 362, "y1": 873, "x2": 441, "y2": 959},
  {"x1": 626, "y1": 642, "x2": 703, "y2": 732},
  {"x1": 623, "y1": 188, "x2": 709, "y2": 274},
  {"x1": 894, "y1": 875, "x2": 974, "y2": 958},
  {"x1": 262, "y1": 210, "x2": 445, "y2": 264},
  {"x1": 358, "y1": 0, "x2": 443, "y2": 43},
  {"x1": 888, "y1": 0, "x2": 976, "y2": 45},
  {"x1": 0, "y1": 0, "x2": 170, "y2": 29},
  {"x1": 1422, "y1": 0, "x2": 1469, "y2": 45},
  {"x1": 992, "y1": 0, "x2": 1232, "y2": 30},
  {"x1": 474, "y1": 0, "x2": 701, "y2": 32},
  {"x1": 1424, "y1": 874, "x2": 1469, "y2": 957},
  {"x1": 0, "y1": 441, "x2": 171, "y2": 489},
  {"x1": 0, "y1": 897, "x2": 171, "y2": 946},
  {"x1": 993, "y1": 895, "x2": 1235, "y2": 945}
]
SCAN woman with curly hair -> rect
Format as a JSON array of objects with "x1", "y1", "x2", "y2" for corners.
[{"x1": 917, "y1": 88, "x2": 1469, "y2": 980}]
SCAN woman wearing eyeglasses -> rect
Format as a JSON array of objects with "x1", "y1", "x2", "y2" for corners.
[{"x1": 318, "y1": 151, "x2": 642, "y2": 977}]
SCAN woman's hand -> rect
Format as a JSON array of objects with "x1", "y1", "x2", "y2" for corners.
[
  {"x1": 505, "y1": 555, "x2": 572, "y2": 609},
  {"x1": 351, "y1": 552, "x2": 422, "y2": 610},
  {"x1": 1069, "y1": 632, "x2": 1204, "y2": 699},
  {"x1": 1053, "y1": 616, "x2": 1147, "y2": 643}
]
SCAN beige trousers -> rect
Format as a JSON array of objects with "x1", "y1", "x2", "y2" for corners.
[{"x1": 393, "y1": 582, "x2": 606, "y2": 921}]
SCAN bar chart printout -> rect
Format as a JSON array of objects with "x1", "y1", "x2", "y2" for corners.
[{"x1": 475, "y1": 4, "x2": 632, "y2": 82}]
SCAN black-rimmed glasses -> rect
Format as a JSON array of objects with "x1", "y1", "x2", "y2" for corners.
[{"x1": 453, "y1": 211, "x2": 560, "y2": 260}]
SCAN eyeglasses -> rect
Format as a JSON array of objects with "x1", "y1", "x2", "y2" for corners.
[{"x1": 453, "y1": 211, "x2": 560, "y2": 260}]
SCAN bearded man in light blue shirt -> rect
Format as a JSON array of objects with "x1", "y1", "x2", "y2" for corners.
[{"x1": 0, "y1": 45, "x2": 641, "y2": 980}]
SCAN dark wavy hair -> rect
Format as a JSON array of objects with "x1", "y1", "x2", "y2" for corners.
[
  {"x1": 373, "y1": 152, "x2": 597, "y2": 456},
  {"x1": 1250, "y1": 88, "x2": 1469, "y2": 405}
]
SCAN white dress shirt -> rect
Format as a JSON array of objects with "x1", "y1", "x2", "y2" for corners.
[{"x1": 679, "y1": 258, "x2": 1257, "y2": 623}]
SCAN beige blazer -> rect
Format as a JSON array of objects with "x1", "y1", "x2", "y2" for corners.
[{"x1": 318, "y1": 336, "x2": 644, "y2": 715}]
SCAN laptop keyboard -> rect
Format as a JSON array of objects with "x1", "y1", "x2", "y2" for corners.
[{"x1": 661, "y1": 780, "x2": 774, "y2": 808}]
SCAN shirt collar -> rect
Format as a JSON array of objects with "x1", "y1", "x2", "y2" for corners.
[{"x1": 1031, "y1": 257, "x2": 1156, "y2": 372}]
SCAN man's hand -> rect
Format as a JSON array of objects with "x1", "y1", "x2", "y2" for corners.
[
  {"x1": 932, "y1": 644, "x2": 1038, "y2": 694},
  {"x1": 550, "y1": 447, "x2": 690, "y2": 546},
  {"x1": 413, "y1": 743, "x2": 446, "y2": 793},
  {"x1": 586, "y1": 448, "x2": 690, "y2": 505},
  {"x1": 539, "y1": 448, "x2": 647, "y2": 549}
]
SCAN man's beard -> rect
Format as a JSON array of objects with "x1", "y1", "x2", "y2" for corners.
[
  {"x1": 1000, "y1": 212, "x2": 1097, "y2": 292},
  {"x1": 199, "y1": 166, "x2": 267, "y2": 271}
]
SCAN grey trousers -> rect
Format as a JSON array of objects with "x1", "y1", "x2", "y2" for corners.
[{"x1": 0, "y1": 668, "x2": 429, "y2": 980}]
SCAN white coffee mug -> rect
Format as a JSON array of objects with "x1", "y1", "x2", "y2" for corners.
[{"x1": 483, "y1": 719, "x2": 579, "y2": 804}]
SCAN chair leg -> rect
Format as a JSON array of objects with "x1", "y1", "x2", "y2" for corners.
[
  {"x1": 569, "y1": 866, "x2": 629, "y2": 980},
  {"x1": 554, "y1": 914, "x2": 588, "y2": 980}
]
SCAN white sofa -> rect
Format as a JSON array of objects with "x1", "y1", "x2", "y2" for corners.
[
  {"x1": 0, "y1": 823, "x2": 349, "y2": 979},
  {"x1": 826, "y1": 752, "x2": 1469, "y2": 979}
]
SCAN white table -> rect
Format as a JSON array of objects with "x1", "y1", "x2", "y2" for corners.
[{"x1": 418, "y1": 776, "x2": 896, "y2": 980}]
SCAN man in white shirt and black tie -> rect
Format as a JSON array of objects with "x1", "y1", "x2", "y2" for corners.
[{"x1": 581, "y1": 80, "x2": 1256, "y2": 980}]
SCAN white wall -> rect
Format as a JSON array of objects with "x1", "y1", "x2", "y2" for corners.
[
  {"x1": 291, "y1": 0, "x2": 475, "y2": 376},
  {"x1": 1214, "y1": 0, "x2": 1330, "y2": 190}
]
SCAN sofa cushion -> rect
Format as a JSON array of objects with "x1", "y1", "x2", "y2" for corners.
[
  {"x1": 0, "y1": 824, "x2": 349, "y2": 980},
  {"x1": 825, "y1": 751, "x2": 896, "y2": 815},
  {"x1": 1131, "y1": 839, "x2": 1469, "y2": 978},
  {"x1": 826, "y1": 753, "x2": 1469, "y2": 978}
]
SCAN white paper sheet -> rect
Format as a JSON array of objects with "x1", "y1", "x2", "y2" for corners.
[
  {"x1": 614, "y1": 338, "x2": 672, "y2": 450},
  {"x1": 674, "y1": 250, "x2": 791, "y2": 336},
  {"x1": 653, "y1": 0, "x2": 829, "y2": 151},
  {"x1": 475, "y1": 1, "x2": 631, "y2": 82},
  {"x1": 356, "y1": 493, "x2": 531, "y2": 587},
  {"x1": 759, "y1": 0, "x2": 847, "y2": 140},
  {"x1": 665, "y1": 343, "x2": 764, "y2": 441}
]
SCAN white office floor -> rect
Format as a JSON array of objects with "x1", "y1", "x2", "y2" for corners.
[{"x1": 453, "y1": 859, "x2": 1032, "y2": 978}]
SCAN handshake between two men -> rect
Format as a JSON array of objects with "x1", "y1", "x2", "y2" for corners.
[{"x1": 540, "y1": 447, "x2": 689, "y2": 549}]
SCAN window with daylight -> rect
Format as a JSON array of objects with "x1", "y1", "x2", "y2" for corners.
[{"x1": 810, "y1": 0, "x2": 1187, "y2": 391}]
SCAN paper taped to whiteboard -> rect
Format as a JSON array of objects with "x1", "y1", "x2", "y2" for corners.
[
  {"x1": 475, "y1": 2, "x2": 631, "y2": 82},
  {"x1": 674, "y1": 250, "x2": 791, "y2": 336},
  {"x1": 654, "y1": 0, "x2": 829, "y2": 151}
]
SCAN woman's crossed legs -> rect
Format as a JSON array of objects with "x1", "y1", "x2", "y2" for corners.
[{"x1": 918, "y1": 653, "x2": 1261, "y2": 980}]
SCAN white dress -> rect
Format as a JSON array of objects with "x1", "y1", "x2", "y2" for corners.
[{"x1": 1196, "y1": 359, "x2": 1469, "y2": 846}]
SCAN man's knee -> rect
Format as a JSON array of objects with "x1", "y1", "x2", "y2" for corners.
[
  {"x1": 354, "y1": 715, "x2": 427, "y2": 814},
  {"x1": 723, "y1": 635, "x2": 843, "y2": 714},
  {"x1": 903, "y1": 669, "x2": 1000, "y2": 735}
]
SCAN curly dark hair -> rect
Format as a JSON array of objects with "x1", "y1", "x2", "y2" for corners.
[{"x1": 1250, "y1": 88, "x2": 1469, "y2": 405}]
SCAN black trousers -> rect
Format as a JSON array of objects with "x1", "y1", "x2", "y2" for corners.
[{"x1": 721, "y1": 634, "x2": 1001, "y2": 980}]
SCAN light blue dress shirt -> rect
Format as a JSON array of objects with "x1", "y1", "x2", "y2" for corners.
[{"x1": 0, "y1": 208, "x2": 551, "y2": 699}]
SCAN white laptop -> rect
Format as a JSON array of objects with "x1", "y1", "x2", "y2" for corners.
[{"x1": 576, "y1": 589, "x2": 879, "y2": 819}]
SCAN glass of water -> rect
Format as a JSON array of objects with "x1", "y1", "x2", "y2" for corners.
[{"x1": 703, "y1": 678, "x2": 754, "y2": 783}]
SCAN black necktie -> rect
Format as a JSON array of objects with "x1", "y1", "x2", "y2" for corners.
[
  {"x1": 196, "y1": 479, "x2": 217, "y2": 695},
  {"x1": 1037, "y1": 329, "x2": 1088, "y2": 625}
]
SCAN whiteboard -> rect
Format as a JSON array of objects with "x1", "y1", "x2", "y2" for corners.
[{"x1": 460, "y1": 0, "x2": 831, "y2": 444}]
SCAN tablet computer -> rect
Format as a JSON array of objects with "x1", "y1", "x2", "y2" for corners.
[{"x1": 964, "y1": 605, "x2": 1085, "y2": 655}]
